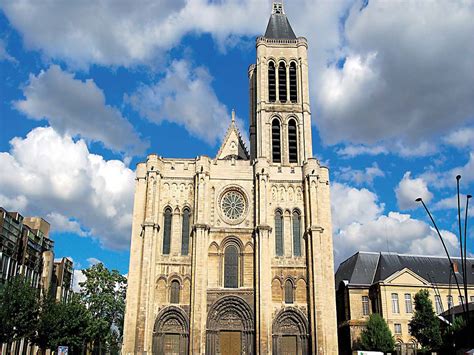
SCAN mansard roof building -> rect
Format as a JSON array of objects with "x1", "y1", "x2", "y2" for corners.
[{"x1": 122, "y1": 3, "x2": 339, "y2": 354}]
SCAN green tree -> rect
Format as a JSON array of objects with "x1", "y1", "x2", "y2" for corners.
[
  {"x1": 359, "y1": 313, "x2": 395, "y2": 353},
  {"x1": 0, "y1": 276, "x2": 39, "y2": 353},
  {"x1": 409, "y1": 289, "x2": 442, "y2": 352},
  {"x1": 33, "y1": 294, "x2": 91, "y2": 354},
  {"x1": 79, "y1": 263, "x2": 127, "y2": 354}
]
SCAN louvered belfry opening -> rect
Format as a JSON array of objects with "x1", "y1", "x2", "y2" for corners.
[
  {"x1": 272, "y1": 119, "x2": 281, "y2": 163},
  {"x1": 278, "y1": 62, "x2": 287, "y2": 102},
  {"x1": 268, "y1": 61, "x2": 276, "y2": 102},
  {"x1": 288, "y1": 119, "x2": 298, "y2": 163},
  {"x1": 289, "y1": 62, "x2": 297, "y2": 103}
]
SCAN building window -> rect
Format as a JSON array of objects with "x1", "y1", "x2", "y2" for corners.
[
  {"x1": 275, "y1": 210, "x2": 284, "y2": 256},
  {"x1": 394, "y1": 323, "x2": 402, "y2": 335},
  {"x1": 285, "y1": 280, "x2": 294, "y2": 304},
  {"x1": 435, "y1": 295, "x2": 443, "y2": 314},
  {"x1": 181, "y1": 208, "x2": 190, "y2": 255},
  {"x1": 471, "y1": 296, "x2": 474, "y2": 303},
  {"x1": 163, "y1": 207, "x2": 172, "y2": 255},
  {"x1": 170, "y1": 280, "x2": 180, "y2": 304},
  {"x1": 391, "y1": 293, "x2": 400, "y2": 314},
  {"x1": 224, "y1": 245, "x2": 239, "y2": 288},
  {"x1": 292, "y1": 210, "x2": 301, "y2": 256},
  {"x1": 459, "y1": 296, "x2": 465, "y2": 305},
  {"x1": 405, "y1": 293, "x2": 413, "y2": 313},
  {"x1": 289, "y1": 62, "x2": 297, "y2": 103},
  {"x1": 278, "y1": 62, "x2": 287, "y2": 102},
  {"x1": 447, "y1": 295, "x2": 454, "y2": 309},
  {"x1": 362, "y1": 296, "x2": 370, "y2": 316},
  {"x1": 288, "y1": 119, "x2": 298, "y2": 163},
  {"x1": 271, "y1": 119, "x2": 281, "y2": 163},
  {"x1": 268, "y1": 61, "x2": 276, "y2": 102}
]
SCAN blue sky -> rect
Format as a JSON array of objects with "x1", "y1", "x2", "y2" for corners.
[{"x1": 0, "y1": 0, "x2": 473, "y2": 281}]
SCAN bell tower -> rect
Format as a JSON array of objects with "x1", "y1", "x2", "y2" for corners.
[{"x1": 249, "y1": 1, "x2": 312, "y2": 165}]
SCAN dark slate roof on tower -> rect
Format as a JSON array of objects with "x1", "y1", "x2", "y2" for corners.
[
  {"x1": 335, "y1": 251, "x2": 474, "y2": 289},
  {"x1": 264, "y1": 2, "x2": 297, "y2": 40}
]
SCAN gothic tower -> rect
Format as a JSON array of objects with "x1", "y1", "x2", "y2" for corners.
[{"x1": 122, "y1": 2, "x2": 338, "y2": 354}]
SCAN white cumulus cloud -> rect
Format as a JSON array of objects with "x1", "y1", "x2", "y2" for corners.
[
  {"x1": 127, "y1": 59, "x2": 245, "y2": 145},
  {"x1": 0, "y1": 126, "x2": 134, "y2": 249},
  {"x1": 331, "y1": 182, "x2": 459, "y2": 265},
  {"x1": 396, "y1": 172, "x2": 433, "y2": 210},
  {"x1": 14, "y1": 65, "x2": 147, "y2": 156}
]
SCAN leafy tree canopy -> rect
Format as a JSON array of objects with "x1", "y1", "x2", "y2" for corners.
[
  {"x1": 409, "y1": 289, "x2": 442, "y2": 352},
  {"x1": 79, "y1": 263, "x2": 127, "y2": 352},
  {"x1": 359, "y1": 313, "x2": 395, "y2": 353},
  {"x1": 0, "y1": 276, "x2": 39, "y2": 344}
]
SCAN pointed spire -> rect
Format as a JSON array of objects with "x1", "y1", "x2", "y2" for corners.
[
  {"x1": 231, "y1": 109, "x2": 236, "y2": 124},
  {"x1": 264, "y1": 1, "x2": 296, "y2": 39}
]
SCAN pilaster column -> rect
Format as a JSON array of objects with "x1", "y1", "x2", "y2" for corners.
[
  {"x1": 190, "y1": 159, "x2": 211, "y2": 354},
  {"x1": 254, "y1": 160, "x2": 272, "y2": 354}
]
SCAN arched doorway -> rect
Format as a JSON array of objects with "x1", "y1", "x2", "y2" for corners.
[
  {"x1": 206, "y1": 295, "x2": 254, "y2": 355},
  {"x1": 272, "y1": 307, "x2": 309, "y2": 355},
  {"x1": 153, "y1": 306, "x2": 189, "y2": 354}
]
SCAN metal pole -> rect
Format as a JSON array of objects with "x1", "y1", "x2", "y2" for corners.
[
  {"x1": 416, "y1": 198, "x2": 466, "y2": 314},
  {"x1": 463, "y1": 194, "x2": 472, "y2": 343}
]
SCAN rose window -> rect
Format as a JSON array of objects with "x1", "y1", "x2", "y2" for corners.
[{"x1": 221, "y1": 190, "x2": 246, "y2": 220}]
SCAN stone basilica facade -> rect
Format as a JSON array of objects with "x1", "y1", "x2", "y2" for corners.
[{"x1": 123, "y1": 3, "x2": 338, "y2": 354}]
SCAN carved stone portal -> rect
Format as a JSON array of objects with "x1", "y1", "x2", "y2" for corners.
[
  {"x1": 272, "y1": 307, "x2": 309, "y2": 355},
  {"x1": 153, "y1": 306, "x2": 189, "y2": 354},
  {"x1": 206, "y1": 295, "x2": 254, "y2": 354}
]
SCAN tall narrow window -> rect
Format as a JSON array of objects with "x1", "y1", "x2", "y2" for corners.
[
  {"x1": 391, "y1": 293, "x2": 400, "y2": 314},
  {"x1": 170, "y1": 280, "x2": 180, "y2": 304},
  {"x1": 447, "y1": 295, "x2": 453, "y2": 309},
  {"x1": 292, "y1": 210, "x2": 301, "y2": 256},
  {"x1": 275, "y1": 210, "x2": 284, "y2": 256},
  {"x1": 272, "y1": 119, "x2": 281, "y2": 163},
  {"x1": 362, "y1": 296, "x2": 370, "y2": 316},
  {"x1": 163, "y1": 207, "x2": 172, "y2": 255},
  {"x1": 285, "y1": 280, "x2": 294, "y2": 304},
  {"x1": 289, "y1": 62, "x2": 297, "y2": 102},
  {"x1": 181, "y1": 208, "x2": 190, "y2": 255},
  {"x1": 405, "y1": 293, "x2": 413, "y2": 313},
  {"x1": 268, "y1": 61, "x2": 276, "y2": 102},
  {"x1": 288, "y1": 119, "x2": 298, "y2": 163},
  {"x1": 224, "y1": 245, "x2": 239, "y2": 288},
  {"x1": 459, "y1": 296, "x2": 465, "y2": 305},
  {"x1": 278, "y1": 62, "x2": 287, "y2": 102},
  {"x1": 435, "y1": 295, "x2": 443, "y2": 314}
]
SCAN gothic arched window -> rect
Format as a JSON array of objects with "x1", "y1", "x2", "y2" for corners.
[
  {"x1": 170, "y1": 280, "x2": 180, "y2": 304},
  {"x1": 285, "y1": 280, "x2": 294, "y2": 304},
  {"x1": 224, "y1": 245, "x2": 239, "y2": 288},
  {"x1": 272, "y1": 119, "x2": 281, "y2": 163},
  {"x1": 288, "y1": 119, "x2": 298, "y2": 163},
  {"x1": 181, "y1": 208, "x2": 190, "y2": 255},
  {"x1": 292, "y1": 210, "x2": 301, "y2": 256},
  {"x1": 275, "y1": 210, "x2": 284, "y2": 256},
  {"x1": 289, "y1": 62, "x2": 297, "y2": 103},
  {"x1": 278, "y1": 62, "x2": 287, "y2": 102},
  {"x1": 268, "y1": 61, "x2": 276, "y2": 102},
  {"x1": 163, "y1": 207, "x2": 172, "y2": 255}
]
